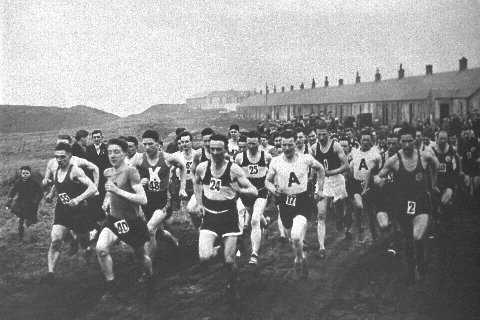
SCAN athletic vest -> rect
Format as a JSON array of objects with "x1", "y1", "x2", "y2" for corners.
[
  {"x1": 271, "y1": 153, "x2": 312, "y2": 194},
  {"x1": 314, "y1": 141, "x2": 341, "y2": 172},
  {"x1": 176, "y1": 151, "x2": 194, "y2": 180},
  {"x1": 433, "y1": 145, "x2": 457, "y2": 181},
  {"x1": 395, "y1": 150, "x2": 428, "y2": 200},
  {"x1": 240, "y1": 150, "x2": 268, "y2": 189},
  {"x1": 202, "y1": 161, "x2": 236, "y2": 212},
  {"x1": 138, "y1": 153, "x2": 169, "y2": 192},
  {"x1": 55, "y1": 165, "x2": 87, "y2": 206},
  {"x1": 200, "y1": 147, "x2": 210, "y2": 163},
  {"x1": 351, "y1": 148, "x2": 380, "y2": 181}
]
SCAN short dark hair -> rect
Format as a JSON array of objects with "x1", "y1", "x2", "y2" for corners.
[
  {"x1": 398, "y1": 126, "x2": 416, "y2": 138},
  {"x1": 317, "y1": 123, "x2": 328, "y2": 131},
  {"x1": 360, "y1": 129, "x2": 372, "y2": 138},
  {"x1": 142, "y1": 130, "x2": 159, "y2": 142},
  {"x1": 175, "y1": 127, "x2": 186, "y2": 136},
  {"x1": 123, "y1": 136, "x2": 138, "y2": 147},
  {"x1": 178, "y1": 130, "x2": 193, "y2": 141},
  {"x1": 75, "y1": 129, "x2": 89, "y2": 141},
  {"x1": 108, "y1": 138, "x2": 128, "y2": 152},
  {"x1": 280, "y1": 130, "x2": 297, "y2": 140},
  {"x1": 247, "y1": 130, "x2": 261, "y2": 140},
  {"x1": 92, "y1": 130, "x2": 102, "y2": 136},
  {"x1": 387, "y1": 133, "x2": 398, "y2": 139},
  {"x1": 210, "y1": 133, "x2": 229, "y2": 147},
  {"x1": 55, "y1": 142, "x2": 72, "y2": 153},
  {"x1": 229, "y1": 124, "x2": 240, "y2": 131},
  {"x1": 20, "y1": 166, "x2": 31, "y2": 172},
  {"x1": 260, "y1": 133, "x2": 267, "y2": 139},
  {"x1": 272, "y1": 132, "x2": 281, "y2": 140},
  {"x1": 238, "y1": 135, "x2": 247, "y2": 143},
  {"x1": 57, "y1": 134, "x2": 72, "y2": 143},
  {"x1": 201, "y1": 127, "x2": 214, "y2": 136}
]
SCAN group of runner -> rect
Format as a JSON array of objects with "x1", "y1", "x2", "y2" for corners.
[{"x1": 6, "y1": 121, "x2": 480, "y2": 300}]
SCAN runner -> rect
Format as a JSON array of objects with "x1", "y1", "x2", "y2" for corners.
[
  {"x1": 295, "y1": 128, "x2": 309, "y2": 154},
  {"x1": 130, "y1": 130, "x2": 187, "y2": 271},
  {"x1": 228, "y1": 124, "x2": 240, "y2": 156},
  {"x1": 349, "y1": 129, "x2": 382, "y2": 243},
  {"x1": 311, "y1": 124, "x2": 349, "y2": 257},
  {"x1": 123, "y1": 136, "x2": 143, "y2": 165},
  {"x1": 457, "y1": 128, "x2": 480, "y2": 205},
  {"x1": 44, "y1": 142, "x2": 97, "y2": 283},
  {"x1": 234, "y1": 130, "x2": 272, "y2": 266},
  {"x1": 96, "y1": 138, "x2": 151, "y2": 300},
  {"x1": 265, "y1": 130, "x2": 325, "y2": 277},
  {"x1": 193, "y1": 133, "x2": 257, "y2": 299},
  {"x1": 259, "y1": 133, "x2": 273, "y2": 153},
  {"x1": 375, "y1": 126, "x2": 439, "y2": 284},
  {"x1": 268, "y1": 132, "x2": 283, "y2": 157}
]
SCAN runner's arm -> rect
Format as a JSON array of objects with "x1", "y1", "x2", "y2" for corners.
[
  {"x1": 264, "y1": 163, "x2": 277, "y2": 195},
  {"x1": 424, "y1": 151, "x2": 439, "y2": 191},
  {"x1": 71, "y1": 166, "x2": 98, "y2": 204},
  {"x1": 104, "y1": 167, "x2": 147, "y2": 205},
  {"x1": 231, "y1": 164, "x2": 258, "y2": 197},
  {"x1": 376, "y1": 155, "x2": 396, "y2": 180},
  {"x1": 77, "y1": 158, "x2": 100, "y2": 187},
  {"x1": 193, "y1": 162, "x2": 206, "y2": 208},
  {"x1": 167, "y1": 153, "x2": 187, "y2": 195},
  {"x1": 43, "y1": 159, "x2": 55, "y2": 186},
  {"x1": 310, "y1": 159, "x2": 325, "y2": 198}
]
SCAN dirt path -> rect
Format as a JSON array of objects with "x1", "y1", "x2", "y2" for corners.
[{"x1": 1, "y1": 204, "x2": 480, "y2": 320}]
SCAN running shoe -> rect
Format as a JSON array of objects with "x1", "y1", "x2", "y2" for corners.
[{"x1": 249, "y1": 254, "x2": 258, "y2": 266}]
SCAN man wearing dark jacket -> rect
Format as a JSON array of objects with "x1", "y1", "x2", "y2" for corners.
[
  {"x1": 86, "y1": 130, "x2": 111, "y2": 201},
  {"x1": 72, "y1": 129, "x2": 89, "y2": 159}
]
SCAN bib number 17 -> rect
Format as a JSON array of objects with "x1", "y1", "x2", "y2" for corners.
[
  {"x1": 407, "y1": 201, "x2": 416, "y2": 215},
  {"x1": 286, "y1": 195, "x2": 297, "y2": 206}
]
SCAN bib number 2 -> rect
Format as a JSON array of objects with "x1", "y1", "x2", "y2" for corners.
[
  {"x1": 407, "y1": 201, "x2": 416, "y2": 215},
  {"x1": 286, "y1": 195, "x2": 297, "y2": 206},
  {"x1": 114, "y1": 219, "x2": 130, "y2": 234}
]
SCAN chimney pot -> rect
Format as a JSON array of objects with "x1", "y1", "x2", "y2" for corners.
[
  {"x1": 375, "y1": 68, "x2": 381, "y2": 82},
  {"x1": 300, "y1": 82, "x2": 305, "y2": 90},
  {"x1": 273, "y1": 85, "x2": 277, "y2": 93},
  {"x1": 459, "y1": 57, "x2": 467, "y2": 71},
  {"x1": 290, "y1": 85, "x2": 294, "y2": 91},
  {"x1": 398, "y1": 64, "x2": 405, "y2": 79},
  {"x1": 281, "y1": 86, "x2": 285, "y2": 93},
  {"x1": 355, "y1": 71, "x2": 361, "y2": 84},
  {"x1": 339, "y1": 79, "x2": 344, "y2": 86},
  {"x1": 426, "y1": 64, "x2": 433, "y2": 75},
  {"x1": 311, "y1": 78, "x2": 316, "y2": 89},
  {"x1": 324, "y1": 76, "x2": 329, "y2": 87}
]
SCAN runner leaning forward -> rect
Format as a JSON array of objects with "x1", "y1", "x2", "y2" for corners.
[
  {"x1": 96, "y1": 138, "x2": 151, "y2": 301},
  {"x1": 265, "y1": 130, "x2": 325, "y2": 278},
  {"x1": 44, "y1": 142, "x2": 97, "y2": 283},
  {"x1": 375, "y1": 126, "x2": 439, "y2": 284},
  {"x1": 193, "y1": 133, "x2": 257, "y2": 300}
]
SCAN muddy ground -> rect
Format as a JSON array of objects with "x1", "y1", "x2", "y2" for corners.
[{"x1": 1, "y1": 199, "x2": 480, "y2": 320}]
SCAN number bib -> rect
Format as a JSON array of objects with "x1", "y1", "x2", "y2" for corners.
[
  {"x1": 407, "y1": 201, "x2": 416, "y2": 215},
  {"x1": 58, "y1": 193, "x2": 71, "y2": 204},
  {"x1": 209, "y1": 178, "x2": 222, "y2": 191},
  {"x1": 186, "y1": 161, "x2": 193, "y2": 175},
  {"x1": 466, "y1": 152, "x2": 472, "y2": 159},
  {"x1": 148, "y1": 167, "x2": 162, "y2": 192},
  {"x1": 248, "y1": 164, "x2": 259, "y2": 175},
  {"x1": 114, "y1": 219, "x2": 130, "y2": 234},
  {"x1": 438, "y1": 163, "x2": 447, "y2": 173},
  {"x1": 286, "y1": 195, "x2": 297, "y2": 206}
]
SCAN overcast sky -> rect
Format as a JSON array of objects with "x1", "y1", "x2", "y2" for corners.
[{"x1": 1, "y1": 0, "x2": 479, "y2": 116}]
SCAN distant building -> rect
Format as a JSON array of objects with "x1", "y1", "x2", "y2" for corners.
[
  {"x1": 237, "y1": 57, "x2": 480, "y2": 127},
  {"x1": 186, "y1": 90, "x2": 252, "y2": 111}
]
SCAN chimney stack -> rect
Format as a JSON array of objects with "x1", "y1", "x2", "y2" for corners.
[
  {"x1": 398, "y1": 64, "x2": 405, "y2": 79},
  {"x1": 355, "y1": 71, "x2": 361, "y2": 84},
  {"x1": 459, "y1": 57, "x2": 467, "y2": 71},
  {"x1": 281, "y1": 86, "x2": 285, "y2": 93},
  {"x1": 324, "y1": 76, "x2": 329, "y2": 87},
  {"x1": 300, "y1": 82, "x2": 305, "y2": 90},
  {"x1": 375, "y1": 68, "x2": 381, "y2": 82},
  {"x1": 339, "y1": 79, "x2": 344, "y2": 86},
  {"x1": 426, "y1": 64, "x2": 433, "y2": 75},
  {"x1": 311, "y1": 78, "x2": 316, "y2": 89},
  {"x1": 260, "y1": 90, "x2": 263, "y2": 94},
  {"x1": 273, "y1": 85, "x2": 277, "y2": 93},
  {"x1": 290, "y1": 85, "x2": 294, "y2": 91}
]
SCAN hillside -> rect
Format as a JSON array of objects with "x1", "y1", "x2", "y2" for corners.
[
  {"x1": 124, "y1": 104, "x2": 190, "y2": 121},
  {"x1": 0, "y1": 105, "x2": 120, "y2": 133}
]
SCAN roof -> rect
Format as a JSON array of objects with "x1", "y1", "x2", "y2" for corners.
[
  {"x1": 187, "y1": 90, "x2": 251, "y2": 100},
  {"x1": 238, "y1": 67, "x2": 480, "y2": 108}
]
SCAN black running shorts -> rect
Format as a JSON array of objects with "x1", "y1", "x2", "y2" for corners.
[{"x1": 105, "y1": 215, "x2": 150, "y2": 248}]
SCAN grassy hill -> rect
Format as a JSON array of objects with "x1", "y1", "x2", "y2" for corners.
[{"x1": 0, "y1": 105, "x2": 120, "y2": 133}]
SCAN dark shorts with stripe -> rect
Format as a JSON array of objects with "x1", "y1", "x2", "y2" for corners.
[
  {"x1": 201, "y1": 207, "x2": 241, "y2": 238},
  {"x1": 142, "y1": 189, "x2": 169, "y2": 221},
  {"x1": 395, "y1": 193, "x2": 431, "y2": 218},
  {"x1": 105, "y1": 215, "x2": 150, "y2": 248},
  {"x1": 277, "y1": 192, "x2": 311, "y2": 229},
  {"x1": 54, "y1": 200, "x2": 92, "y2": 233}
]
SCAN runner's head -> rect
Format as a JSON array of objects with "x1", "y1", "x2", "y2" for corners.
[
  {"x1": 272, "y1": 132, "x2": 282, "y2": 148},
  {"x1": 107, "y1": 138, "x2": 128, "y2": 167},
  {"x1": 360, "y1": 129, "x2": 373, "y2": 151},
  {"x1": 280, "y1": 130, "x2": 297, "y2": 157},
  {"x1": 316, "y1": 123, "x2": 329, "y2": 144},
  {"x1": 74, "y1": 129, "x2": 89, "y2": 147},
  {"x1": 437, "y1": 130, "x2": 448, "y2": 149},
  {"x1": 54, "y1": 142, "x2": 72, "y2": 168},
  {"x1": 260, "y1": 133, "x2": 268, "y2": 148},
  {"x1": 92, "y1": 130, "x2": 103, "y2": 146},
  {"x1": 246, "y1": 130, "x2": 261, "y2": 153},
  {"x1": 295, "y1": 128, "x2": 306, "y2": 149},
  {"x1": 387, "y1": 134, "x2": 399, "y2": 157},
  {"x1": 209, "y1": 133, "x2": 229, "y2": 164},
  {"x1": 377, "y1": 133, "x2": 387, "y2": 151},
  {"x1": 237, "y1": 135, "x2": 247, "y2": 153},
  {"x1": 449, "y1": 134, "x2": 457, "y2": 146},
  {"x1": 229, "y1": 124, "x2": 240, "y2": 141},
  {"x1": 123, "y1": 136, "x2": 138, "y2": 158},
  {"x1": 56, "y1": 134, "x2": 72, "y2": 145},
  {"x1": 306, "y1": 127, "x2": 317, "y2": 146},
  {"x1": 201, "y1": 127, "x2": 214, "y2": 151},
  {"x1": 142, "y1": 130, "x2": 160, "y2": 156},
  {"x1": 20, "y1": 166, "x2": 31, "y2": 180},
  {"x1": 338, "y1": 136, "x2": 350, "y2": 155},
  {"x1": 178, "y1": 131, "x2": 193, "y2": 151},
  {"x1": 415, "y1": 129, "x2": 423, "y2": 146},
  {"x1": 398, "y1": 126, "x2": 416, "y2": 153}
]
